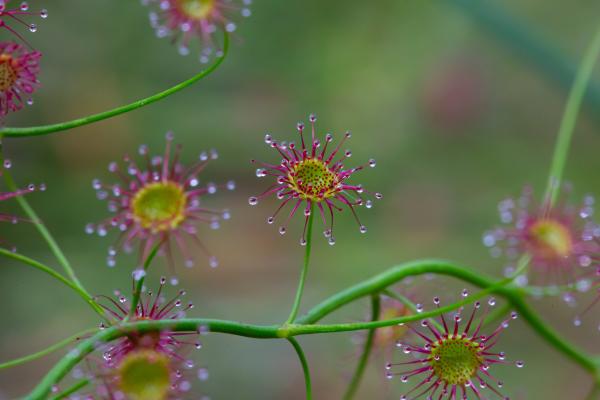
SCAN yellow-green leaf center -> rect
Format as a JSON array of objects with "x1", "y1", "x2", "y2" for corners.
[
  {"x1": 289, "y1": 159, "x2": 338, "y2": 201},
  {"x1": 529, "y1": 218, "x2": 573, "y2": 259},
  {"x1": 430, "y1": 336, "x2": 483, "y2": 385},
  {"x1": 177, "y1": 0, "x2": 216, "y2": 20},
  {"x1": 118, "y1": 349, "x2": 171, "y2": 400},
  {"x1": 132, "y1": 181, "x2": 187, "y2": 233}
]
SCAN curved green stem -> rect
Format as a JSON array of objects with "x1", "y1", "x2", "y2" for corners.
[
  {"x1": 27, "y1": 318, "x2": 281, "y2": 400},
  {"x1": 483, "y1": 302, "x2": 512, "y2": 327},
  {"x1": 0, "y1": 33, "x2": 229, "y2": 138},
  {"x1": 288, "y1": 338, "x2": 312, "y2": 400},
  {"x1": 0, "y1": 248, "x2": 103, "y2": 317},
  {"x1": 0, "y1": 327, "x2": 97, "y2": 370},
  {"x1": 285, "y1": 203, "x2": 315, "y2": 325},
  {"x1": 382, "y1": 289, "x2": 444, "y2": 332},
  {"x1": 295, "y1": 259, "x2": 596, "y2": 373},
  {"x1": 544, "y1": 24, "x2": 600, "y2": 205},
  {"x1": 49, "y1": 379, "x2": 90, "y2": 400},
  {"x1": 129, "y1": 242, "x2": 162, "y2": 316},
  {"x1": 343, "y1": 294, "x2": 380, "y2": 400},
  {"x1": 27, "y1": 260, "x2": 599, "y2": 399}
]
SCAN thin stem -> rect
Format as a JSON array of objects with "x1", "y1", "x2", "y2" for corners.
[
  {"x1": 27, "y1": 318, "x2": 281, "y2": 400},
  {"x1": 586, "y1": 381, "x2": 600, "y2": 400},
  {"x1": 0, "y1": 328, "x2": 97, "y2": 370},
  {"x1": 27, "y1": 260, "x2": 599, "y2": 399},
  {"x1": 382, "y1": 289, "x2": 444, "y2": 333},
  {"x1": 291, "y1": 295, "x2": 496, "y2": 334},
  {"x1": 544, "y1": 24, "x2": 600, "y2": 206},
  {"x1": 0, "y1": 248, "x2": 104, "y2": 318},
  {"x1": 296, "y1": 260, "x2": 596, "y2": 373},
  {"x1": 129, "y1": 242, "x2": 162, "y2": 316},
  {"x1": 385, "y1": 287, "x2": 508, "y2": 330},
  {"x1": 343, "y1": 294, "x2": 380, "y2": 400},
  {"x1": 0, "y1": 156, "x2": 83, "y2": 287},
  {"x1": 285, "y1": 203, "x2": 315, "y2": 324},
  {"x1": 0, "y1": 34, "x2": 229, "y2": 138},
  {"x1": 288, "y1": 338, "x2": 312, "y2": 400},
  {"x1": 49, "y1": 379, "x2": 90, "y2": 400},
  {"x1": 483, "y1": 302, "x2": 512, "y2": 327}
]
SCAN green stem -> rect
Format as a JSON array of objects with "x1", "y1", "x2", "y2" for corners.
[
  {"x1": 297, "y1": 260, "x2": 487, "y2": 325},
  {"x1": 586, "y1": 381, "x2": 600, "y2": 400},
  {"x1": 483, "y1": 302, "x2": 512, "y2": 327},
  {"x1": 343, "y1": 294, "x2": 380, "y2": 400},
  {"x1": 129, "y1": 242, "x2": 162, "y2": 316},
  {"x1": 0, "y1": 328, "x2": 97, "y2": 370},
  {"x1": 385, "y1": 288, "x2": 505, "y2": 331},
  {"x1": 1, "y1": 157, "x2": 83, "y2": 285},
  {"x1": 285, "y1": 203, "x2": 315, "y2": 324},
  {"x1": 27, "y1": 260, "x2": 599, "y2": 399},
  {"x1": 544, "y1": 24, "x2": 600, "y2": 206},
  {"x1": 0, "y1": 248, "x2": 104, "y2": 318},
  {"x1": 382, "y1": 289, "x2": 444, "y2": 332},
  {"x1": 296, "y1": 259, "x2": 596, "y2": 373},
  {"x1": 288, "y1": 338, "x2": 312, "y2": 400},
  {"x1": 27, "y1": 318, "x2": 281, "y2": 400},
  {"x1": 49, "y1": 379, "x2": 90, "y2": 400},
  {"x1": 0, "y1": 34, "x2": 229, "y2": 138}
]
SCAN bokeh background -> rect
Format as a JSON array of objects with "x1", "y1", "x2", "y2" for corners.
[{"x1": 1, "y1": 0, "x2": 600, "y2": 398}]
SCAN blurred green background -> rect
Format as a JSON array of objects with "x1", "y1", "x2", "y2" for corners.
[{"x1": 1, "y1": 0, "x2": 600, "y2": 398}]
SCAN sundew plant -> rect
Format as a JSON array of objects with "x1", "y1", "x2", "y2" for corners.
[{"x1": 1, "y1": 1, "x2": 600, "y2": 400}]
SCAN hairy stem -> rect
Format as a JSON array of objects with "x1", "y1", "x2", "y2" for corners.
[
  {"x1": 285, "y1": 203, "x2": 315, "y2": 324},
  {"x1": 544, "y1": 24, "x2": 600, "y2": 205},
  {"x1": 0, "y1": 34, "x2": 229, "y2": 138},
  {"x1": 288, "y1": 338, "x2": 312, "y2": 400},
  {"x1": 343, "y1": 294, "x2": 380, "y2": 400},
  {"x1": 0, "y1": 248, "x2": 103, "y2": 318}
]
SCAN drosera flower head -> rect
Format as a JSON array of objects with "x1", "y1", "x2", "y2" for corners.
[
  {"x1": 386, "y1": 297, "x2": 523, "y2": 400},
  {"x1": 0, "y1": 41, "x2": 41, "y2": 118},
  {"x1": 87, "y1": 131, "x2": 235, "y2": 281},
  {"x1": 90, "y1": 279, "x2": 209, "y2": 400},
  {"x1": 0, "y1": 1, "x2": 48, "y2": 46},
  {"x1": 483, "y1": 185, "x2": 600, "y2": 291},
  {"x1": 142, "y1": 0, "x2": 251, "y2": 62},
  {"x1": 249, "y1": 113, "x2": 382, "y2": 245}
]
